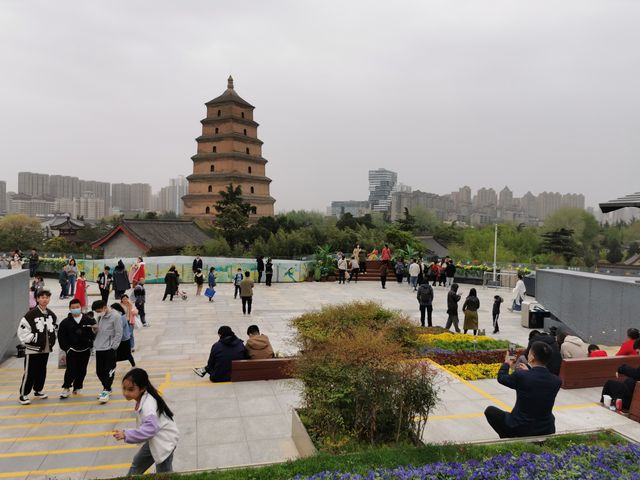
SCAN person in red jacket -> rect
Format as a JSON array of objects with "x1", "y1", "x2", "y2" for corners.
[
  {"x1": 588, "y1": 344, "x2": 608, "y2": 358},
  {"x1": 616, "y1": 328, "x2": 640, "y2": 356}
]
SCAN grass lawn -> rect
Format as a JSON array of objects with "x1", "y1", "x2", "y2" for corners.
[{"x1": 174, "y1": 430, "x2": 626, "y2": 480}]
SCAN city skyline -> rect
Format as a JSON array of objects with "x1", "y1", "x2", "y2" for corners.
[{"x1": 2, "y1": 2, "x2": 640, "y2": 212}]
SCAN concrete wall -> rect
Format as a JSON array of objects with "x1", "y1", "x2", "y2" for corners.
[
  {"x1": 536, "y1": 269, "x2": 640, "y2": 345},
  {"x1": 103, "y1": 231, "x2": 146, "y2": 260},
  {"x1": 0, "y1": 270, "x2": 29, "y2": 362}
]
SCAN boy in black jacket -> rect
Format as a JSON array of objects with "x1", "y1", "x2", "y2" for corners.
[
  {"x1": 57, "y1": 299, "x2": 96, "y2": 398},
  {"x1": 16, "y1": 289, "x2": 58, "y2": 405}
]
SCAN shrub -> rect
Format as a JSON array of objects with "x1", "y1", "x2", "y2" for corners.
[
  {"x1": 442, "y1": 363, "x2": 502, "y2": 380},
  {"x1": 292, "y1": 302, "x2": 438, "y2": 451},
  {"x1": 417, "y1": 332, "x2": 511, "y2": 352}
]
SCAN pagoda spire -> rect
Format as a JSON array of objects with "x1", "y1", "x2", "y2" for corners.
[{"x1": 227, "y1": 75, "x2": 234, "y2": 90}]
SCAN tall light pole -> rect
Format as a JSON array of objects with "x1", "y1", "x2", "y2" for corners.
[{"x1": 492, "y1": 223, "x2": 498, "y2": 283}]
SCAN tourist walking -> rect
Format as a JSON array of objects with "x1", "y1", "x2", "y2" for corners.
[
  {"x1": 348, "y1": 256, "x2": 359, "y2": 283},
  {"x1": 445, "y1": 283, "x2": 461, "y2": 333},
  {"x1": 66, "y1": 259, "x2": 79, "y2": 297},
  {"x1": 73, "y1": 271, "x2": 88, "y2": 312},
  {"x1": 113, "y1": 303, "x2": 136, "y2": 367},
  {"x1": 113, "y1": 368, "x2": 179, "y2": 475},
  {"x1": 129, "y1": 257, "x2": 146, "y2": 287},
  {"x1": 492, "y1": 295, "x2": 504, "y2": 334},
  {"x1": 484, "y1": 342, "x2": 562, "y2": 438},
  {"x1": 17, "y1": 289, "x2": 57, "y2": 405},
  {"x1": 445, "y1": 260, "x2": 456, "y2": 287},
  {"x1": 394, "y1": 259, "x2": 406, "y2": 284},
  {"x1": 192, "y1": 255, "x2": 203, "y2": 274},
  {"x1": 58, "y1": 266, "x2": 69, "y2": 299},
  {"x1": 438, "y1": 259, "x2": 447, "y2": 286},
  {"x1": 430, "y1": 262, "x2": 439, "y2": 286},
  {"x1": 510, "y1": 273, "x2": 526, "y2": 311},
  {"x1": 233, "y1": 268, "x2": 243, "y2": 298},
  {"x1": 194, "y1": 268, "x2": 204, "y2": 296},
  {"x1": 120, "y1": 294, "x2": 138, "y2": 351},
  {"x1": 240, "y1": 271, "x2": 254, "y2": 315},
  {"x1": 113, "y1": 260, "x2": 131, "y2": 300},
  {"x1": 256, "y1": 256, "x2": 264, "y2": 283},
  {"x1": 337, "y1": 255, "x2": 347, "y2": 284},
  {"x1": 462, "y1": 288, "x2": 480, "y2": 335},
  {"x1": 417, "y1": 280, "x2": 434, "y2": 327},
  {"x1": 265, "y1": 258, "x2": 274, "y2": 286},
  {"x1": 358, "y1": 248, "x2": 367, "y2": 274},
  {"x1": 58, "y1": 298, "x2": 96, "y2": 398},
  {"x1": 162, "y1": 266, "x2": 179, "y2": 301},
  {"x1": 133, "y1": 280, "x2": 147, "y2": 326},
  {"x1": 97, "y1": 266, "x2": 113, "y2": 304},
  {"x1": 10, "y1": 254, "x2": 23, "y2": 270},
  {"x1": 28, "y1": 249, "x2": 39, "y2": 278},
  {"x1": 206, "y1": 267, "x2": 216, "y2": 302},
  {"x1": 408, "y1": 259, "x2": 420, "y2": 290},
  {"x1": 380, "y1": 261, "x2": 388, "y2": 289},
  {"x1": 92, "y1": 300, "x2": 123, "y2": 404}
]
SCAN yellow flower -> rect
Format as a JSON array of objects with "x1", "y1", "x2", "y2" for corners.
[{"x1": 442, "y1": 363, "x2": 502, "y2": 381}]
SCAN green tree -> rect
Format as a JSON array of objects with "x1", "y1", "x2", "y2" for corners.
[
  {"x1": 540, "y1": 228, "x2": 578, "y2": 263},
  {"x1": 215, "y1": 183, "x2": 252, "y2": 216},
  {"x1": 396, "y1": 208, "x2": 416, "y2": 232},
  {"x1": 627, "y1": 241, "x2": 640, "y2": 258},
  {"x1": 43, "y1": 236, "x2": 72, "y2": 252},
  {"x1": 336, "y1": 213, "x2": 358, "y2": 231},
  {"x1": 606, "y1": 238, "x2": 623, "y2": 264},
  {"x1": 214, "y1": 184, "x2": 252, "y2": 245},
  {"x1": 0, "y1": 214, "x2": 43, "y2": 251}
]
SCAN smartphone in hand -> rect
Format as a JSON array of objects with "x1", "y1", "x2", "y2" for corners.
[{"x1": 508, "y1": 343, "x2": 517, "y2": 361}]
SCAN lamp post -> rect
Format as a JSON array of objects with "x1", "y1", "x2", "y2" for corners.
[{"x1": 492, "y1": 224, "x2": 498, "y2": 283}]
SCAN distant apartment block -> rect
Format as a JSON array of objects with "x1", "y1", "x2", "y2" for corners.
[
  {"x1": 330, "y1": 200, "x2": 371, "y2": 218},
  {"x1": 368, "y1": 168, "x2": 397, "y2": 213},
  {"x1": 0, "y1": 181, "x2": 6, "y2": 214},
  {"x1": 18, "y1": 172, "x2": 50, "y2": 197},
  {"x1": 158, "y1": 176, "x2": 188, "y2": 215}
]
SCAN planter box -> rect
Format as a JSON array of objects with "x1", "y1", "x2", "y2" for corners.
[{"x1": 291, "y1": 409, "x2": 317, "y2": 458}]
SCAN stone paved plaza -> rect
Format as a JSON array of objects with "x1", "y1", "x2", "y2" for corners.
[{"x1": 0, "y1": 279, "x2": 638, "y2": 479}]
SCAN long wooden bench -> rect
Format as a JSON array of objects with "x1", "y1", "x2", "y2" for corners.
[
  {"x1": 629, "y1": 383, "x2": 640, "y2": 422},
  {"x1": 559, "y1": 356, "x2": 640, "y2": 389},
  {"x1": 230, "y1": 357, "x2": 297, "y2": 382}
]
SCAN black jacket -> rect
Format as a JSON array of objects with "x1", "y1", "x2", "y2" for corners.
[
  {"x1": 447, "y1": 289, "x2": 461, "y2": 314},
  {"x1": 164, "y1": 271, "x2": 179, "y2": 293},
  {"x1": 525, "y1": 333, "x2": 562, "y2": 376},
  {"x1": 257, "y1": 258, "x2": 265, "y2": 272},
  {"x1": 17, "y1": 307, "x2": 58, "y2": 353},
  {"x1": 112, "y1": 262, "x2": 130, "y2": 292},
  {"x1": 58, "y1": 313, "x2": 96, "y2": 352},
  {"x1": 265, "y1": 262, "x2": 273, "y2": 274},
  {"x1": 445, "y1": 263, "x2": 456, "y2": 277},
  {"x1": 206, "y1": 335, "x2": 248, "y2": 382},
  {"x1": 417, "y1": 284, "x2": 434, "y2": 306},
  {"x1": 462, "y1": 296, "x2": 480, "y2": 312},
  {"x1": 192, "y1": 258, "x2": 203, "y2": 272},
  {"x1": 497, "y1": 363, "x2": 562, "y2": 435}
]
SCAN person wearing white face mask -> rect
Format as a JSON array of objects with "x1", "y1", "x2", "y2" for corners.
[
  {"x1": 57, "y1": 299, "x2": 96, "y2": 398},
  {"x1": 91, "y1": 300, "x2": 123, "y2": 404}
]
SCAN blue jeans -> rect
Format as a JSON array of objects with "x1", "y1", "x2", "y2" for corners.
[
  {"x1": 410, "y1": 276, "x2": 418, "y2": 289},
  {"x1": 68, "y1": 275, "x2": 76, "y2": 296}
]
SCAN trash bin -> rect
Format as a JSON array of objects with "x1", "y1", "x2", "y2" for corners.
[{"x1": 528, "y1": 305, "x2": 550, "y2": 329}]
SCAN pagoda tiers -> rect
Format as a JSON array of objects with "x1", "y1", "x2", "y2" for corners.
[{"x1": 183, "y1": 76, "x2": 276, "y2": 219}]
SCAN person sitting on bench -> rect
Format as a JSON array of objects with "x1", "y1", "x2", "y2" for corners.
[
  {"x1": 601, "y1": 339, "x2": 640, "y2": 410},
  {"x1": 245, "y1": 325, "x2": 274, "y2": 359},
  {"x1": 484, "y1": 341, "x2": 562, "y2": 439},
  {"x1": 193, "y1": 326, "x2": 247, "y2": 382},
  {"x1": 588, "y1": 344, "x2": 608, "y2": 357},
  {"x1": 616, "y1": 328, "x2": 640, "y2": 356}
]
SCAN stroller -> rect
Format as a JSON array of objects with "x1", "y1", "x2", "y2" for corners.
[{"x1": 177, "y1": 289, "x2": 188, "y2": 301}]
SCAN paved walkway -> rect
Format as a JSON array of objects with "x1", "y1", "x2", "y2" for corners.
[{"x1": 0, "y1": 279, "x2": 637, "y2": 479}]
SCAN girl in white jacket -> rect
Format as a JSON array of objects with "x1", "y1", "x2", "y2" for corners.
[{"x1": 113, "y1": 368, "x2": 179, "y2": 474}]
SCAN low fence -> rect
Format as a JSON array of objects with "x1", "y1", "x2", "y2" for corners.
[{"x1": 75, "y1": 256, "x2": 313, "y2": 284}]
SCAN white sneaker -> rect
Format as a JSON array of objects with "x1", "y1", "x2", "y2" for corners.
[
  {"x1": 73, "y1": 389, "x2": 82, "y2": 395},
  {"x1": 59, "y1": 388, "x2": 71, "y2": 399},
  {"x1": 18, "y1": 395, "x2": 31, "y2": 405},
  {"x1": 98, "y1": 391, "x2": 111, "y2": 404},
  {"x1": 33, "y1": 391, "x2": 48, "y2": 400},
  {"x1": 193, "y1": 367, "x2": 206, "y2": 377}
]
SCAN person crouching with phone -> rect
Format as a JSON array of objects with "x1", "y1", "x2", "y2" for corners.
[{"x1": 484, "y1": 341, "x2": 562, "y2": 438}]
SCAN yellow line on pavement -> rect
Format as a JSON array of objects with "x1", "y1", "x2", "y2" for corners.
[
  {"x1": 0, "y1": 430, "x2": 115, "y2": 443},
  {"x1": 426, "y1": 403, "x2": 601, "y2": 421},
  {"x1": 0, "y1": 399, "x2": 127, "y2": 410},
  {"x1": 427, "y1": 359, "x2": 512, "y2": 410},
  {"x1": 157, "y1": 372, "x2": 171, "y2": 395},
  {"x1": 0, "y1": 417, "x2": 135, "y2": 430},
  {"x1": 0, "y1": 444, "x2": 134, "y2": 459},
  {"x1": 164, "y1": 380, "x2": 231, "y2": 388},
  {"x1": 0, "y1": 407, "x2": 130, "y2": 420},
  {"x1": 0, "y1": 463, "x2": 131, "y2": 479},
  {"x1": 554, "y1": 402, "x2": 600, "y2": 410}
]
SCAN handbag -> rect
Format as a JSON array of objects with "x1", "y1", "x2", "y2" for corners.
[
  {"x1": 204, "y1": 287, "x2": 216, "y2": 298},
  {"x1": 134, "y1": 315, "x2": 144, "y2": 330}
]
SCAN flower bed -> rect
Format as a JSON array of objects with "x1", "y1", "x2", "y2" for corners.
[
  {"x1": 294, "y1": 443, "x2": 640, "y2": 479},
  {"x1": 418, "y1": 333, "x2": 519, "y2": 380}
]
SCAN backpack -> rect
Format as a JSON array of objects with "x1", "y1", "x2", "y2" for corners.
[{"x1": 418, "y1": 286, "x2": 432, "y2": 304}]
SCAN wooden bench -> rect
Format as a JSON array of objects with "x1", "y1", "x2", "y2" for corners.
[
  {"x1": 628, "y1": 382, "x2": 640, "y2": 422},
  {"x1": 559, "y1": 356, "x2": 640, "y2": 389},
  {"x1": 230, "y1": 357, "x2": 297, "y2": 382}
]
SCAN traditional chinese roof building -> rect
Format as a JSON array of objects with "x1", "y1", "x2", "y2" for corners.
[{"x1": 182, "y1": 76, "x2": 276, "y2": 219}]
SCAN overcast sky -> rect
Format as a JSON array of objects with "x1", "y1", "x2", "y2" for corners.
[{"x1": 1, "y1": 0, "x2": 639, "y2": 212}]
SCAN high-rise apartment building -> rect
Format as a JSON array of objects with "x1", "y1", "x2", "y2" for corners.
[
  {"x1": 537, "y1": 192, "x2": 563, "y2": 220},
  {"x1": 49, "y1": 175, "x2": 81, "y2": 199},
  {"x1": 77, "y1": 193, "x2": 105, "y2": 220},
  {"x1": 368, "y1": 168, "x2": 397, "y2": 213},
  {"x1": 474, "y1": 188, "x2": 497, "y2": 208},
  {"x1": 158, "y1": 176, "x2": 188, "y2": 214},
  {"x1": 111, "y1": 183, "x2": 131, "y2": 212},
  {"x1": 131, "y1": 183, "x2": 152, "y2": 211},
  {"x1": 9, "y1": 194, "x2": 55, "y2": 216},
  {"x1": 498, "y1": 187, "x2": 514, "y2": 210},
  {"x1": 0, "y1": 181, "x2": 6, "y2": 214},
  {"x1": 330, "y1": 200, "x2": 371, "y2": 218},
  {"x1": 18, "y1": 172, "x2": 50, "y2": 197},
  {"x1": 561, "y1": 193, "x2": 585, "y2": 210},
  {"x1": 80, "y1": 180, "x2": 111, "y2": 215}
]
